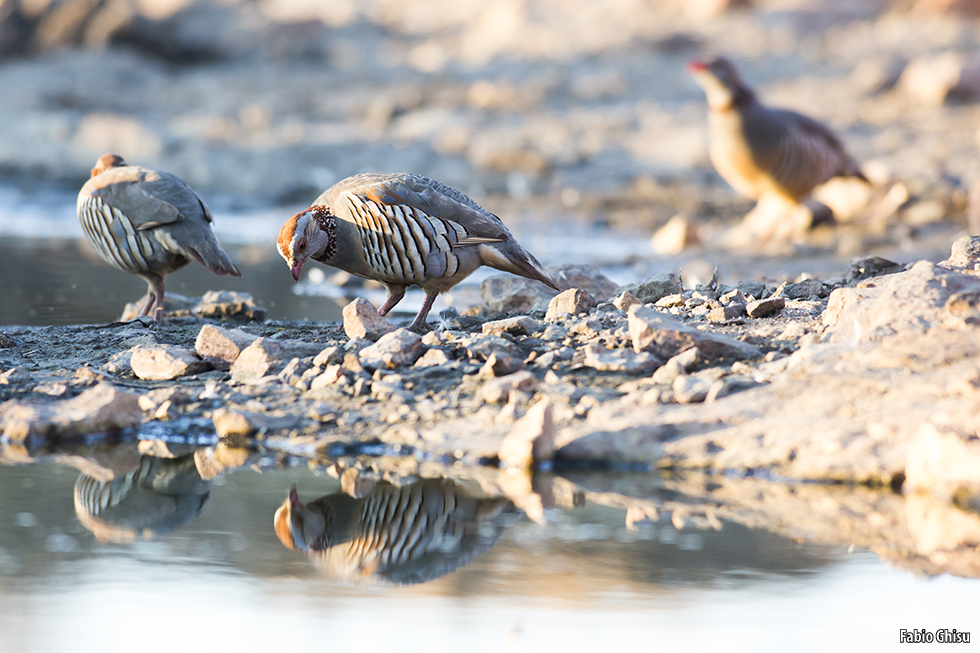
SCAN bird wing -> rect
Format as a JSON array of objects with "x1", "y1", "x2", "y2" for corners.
[
  {"x1": 331, "y1": 174, "x2": 512, "y2": 283},
  {"x1": 88, "y1": 174, "x2": 185, "y2": 233},
  {"x1": 759, "y1": 109, "x2": 858, "y2": 198}
]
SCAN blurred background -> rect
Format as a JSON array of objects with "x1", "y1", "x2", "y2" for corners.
[{"x1": 1, "y1": 0, "x2": 979, "y2": 323}]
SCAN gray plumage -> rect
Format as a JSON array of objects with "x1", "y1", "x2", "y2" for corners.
[
  {"x1": 278, "y1": 172, "x2": 561, "y2": 332},
  {"x1": 274, "y1": 478, "x2": 516, "y2": 586},
  {"x1": 74, "y1": 454, "x2": 210, "y2": 543},
  {"x1": 689, "y1": 57, "x2": 867, "y2": 205},
  {"x1": 77, "y1": 154, "x2": 241, "y2": 321}
]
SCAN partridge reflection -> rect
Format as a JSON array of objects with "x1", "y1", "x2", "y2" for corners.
[
  {"x1": 74, "y1": 453, "x2": 210, "y2": 543},
  {"x1": 274, "y1": 478, "x2": 516, "y2": 585}
]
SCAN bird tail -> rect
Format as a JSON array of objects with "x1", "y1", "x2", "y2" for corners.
[
  {"x1": 186, "y1": 238, "x2": 242, "y2": 277},
  {"x1": 479, "y1": 243, "x2": 562, "y2": 293}
]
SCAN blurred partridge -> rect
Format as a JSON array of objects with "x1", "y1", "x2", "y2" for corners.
[
  {"x1": 74, "y1": 453, "x2": 210, "y2": 543},
  {"x1": 77, "y1": 154, "x2": 241, "y2": 322},
  {"x1": 277, "y1": 173, "x2": 561, "y2": 332},
  {"x1": 688, "y1": 58, "x2": 867, "y2": 214},
  {"x1": 274, "y1": 479, "x2": 515, "y2": 585}
]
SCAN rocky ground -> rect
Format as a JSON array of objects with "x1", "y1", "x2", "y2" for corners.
[{"x1": 2, "y1": 236, "x2": 979, "y2": 578}]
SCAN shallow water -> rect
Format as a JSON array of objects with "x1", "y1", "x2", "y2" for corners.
[{"x1": 0, "y1": 454, "x2": 975, "y2": 653}]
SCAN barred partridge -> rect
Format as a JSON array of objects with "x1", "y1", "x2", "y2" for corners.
[
  {"x1": 277, "y1": 173, "x2": 561, "y2": 333},
  {"x1": 77, "y1": 154, "x2": 242, "y2": 322},
  {"x1": 688, "y1": 58, "x2": 867, "y2": 222},
  {"x1": 274, "y1": 479, "x2": 515, "y2": 585}
]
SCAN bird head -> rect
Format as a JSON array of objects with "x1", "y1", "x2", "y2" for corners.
[
  {"x1": 274, "y1": 485, "x2": 327, "y2": 551},
  {"x1": 91, "y1": 154, "x2": 127, "y2": 178},
  {"x1": 277, "y1": 205, "x2": 337, "y2": 281},
  {"x1": 687, "y1": 57, "x2": 751, "y2": 111}
]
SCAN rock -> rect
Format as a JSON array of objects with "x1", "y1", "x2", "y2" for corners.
[
  {"x1": 582, "y1": 344, "x2": 661, "y2": 374},
  {"x1": 498, "y1": 399, "x2": 555, "y2": 469},
  {"x1": 612, "y1": 292, "x2": 642, "y2": 313},
  {"x1": 614, "y1": 272, "x2": 684, "y2": 305},
  {"x1": 482, "y1": 370, "x2": 538, "y2": 404},
  {"x1": 194, "y1": 443, "x2": 250, "y2": 480},
  {"x1": 905, "y1": 424, "x2": 980, "y2": 502},
  {"x1": 211, "y1": 408, "x2": 259, "y2": 440},
  {"x1": 482, "y1": 316, "x2": 541, "y2": 337},
  {"x1": 545, "y1": 264, "x2": 619, "y2": 301},
  {"x1": 481, "y1": 275, "x2": 554, "y2": 313},
  {"x1": 457, "y1": 333, "x2": 525, "y2": 361},
  {"x1": 746, "y1": 297, "x2": 786, "y2": 318},
  {"x1": 628, "y1": 305, "x2": 761, "y2": 361},
  {"x1": 229, "y1": 337, "x2": 323, "y2": 384},
  {"x1": 942, "y1": 235, "x2": 980, "y2": 270},
  {"x1": 130, "y1": 344, "x2": 210, "y2": 381},
  {"x1": 719, "y1": 288, "x2": 746, "y2": 306},
  {"x1": 651, "y1": 347, "x2": 701, "y2": 384},
  {"x1": 358, "y1": 329, "x2": 425, "y2": 371},
  {"x1": 545, "y1": 288, "x2": 595, "y2": 321},
  {"x1": 313, "y1": 346, "x2": 344, "y2": 367},
  {"x1": 0, "y1": 367, "x2": 31, "y2": 385},
  {"x1": 900, "y1": 51, "x2": 980, "y2": 105},
  {"x1": 707, "y1": 305, "x2": 747, "y2": 322},
  {"x1": 32, "y1": 381, "x2": 69, "y2": 397},
  {"x1": 650, "y1": 214, "x2": 699, "y2": 255},
  {"x1": 0, "y1": 333, "x2": 17, "y2": 348},
  {"x1": 343, "y1": 298, "x2": 397, "y2": 341},
  {"x1": 0, "y1": 382, "x2": 141, "y2": 442},
  {"x1": 844, "y1": 256, "x2": 904, "y2": 284},
  {"x1": 414, "y1": 348, "x2": 452, "y2": 368},
  {"x1": 654, "y1": 293, "x2": 686, "y2": 308},
  {"x1": 193, "y1": 291, "x2": 266, "y2": 321},
  {"x1": 782, "y1": 279, "x2": 830, "y2": 300},
  {"x1": 310, "y1": 364, "x2": 346, "y2": 389},
  {"x1": 672, "y1": 375, "x2": 713, "y2": 404},
  {"x1": 479, "y1": 351, "x2": 525, "y2": 378},
  {"x1": 705, "y1": 376, "x2": 763, "y2": 402},
  {"x1": 195, "y1": 324, "x2": 258, "y2": 369},
  {"x1": 102, "y1": 349, "x2": 136, "y2": 375},
  {"x1": 736, "y1": 280, "x2": 767, "y2": 299}
]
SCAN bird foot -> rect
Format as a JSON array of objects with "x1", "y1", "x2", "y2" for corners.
[{"x1": 408, "y1": 320, "x2": 432, "y2": 335}]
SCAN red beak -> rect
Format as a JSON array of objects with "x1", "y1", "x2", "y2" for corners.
[
  {"x1": 288, "y1": 485, "x2": 301, "y2": 508},
  {"x1": 290, "y1": 259, "x2": 303, "y2": 281},
  {"x1": 687, "y1": 60, "x2": 706, "y2": 73}
]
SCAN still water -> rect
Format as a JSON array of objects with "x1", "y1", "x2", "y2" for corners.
[{"x1": 0, "y1": 450, "x2": 975, "y2": 653}]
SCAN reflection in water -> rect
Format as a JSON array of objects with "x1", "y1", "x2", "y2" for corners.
[
  {"x1": 73, "y1": 453, "x2": 210, "y2": 543},
  {"x1": 275, "y1": 478, "x2": 516, "y2": 585}
]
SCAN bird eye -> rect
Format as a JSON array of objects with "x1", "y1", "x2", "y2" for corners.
[{"x1": 298, "y1": 239, "x2": 306, "y2": 252}]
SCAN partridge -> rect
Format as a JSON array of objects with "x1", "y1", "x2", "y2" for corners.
[
  {"x1": 277, "y1": 173, "x2": 561, "y2": 333},
  {"x1": 74, "y1": 453, "x2": 210, "y2": 543},
  {"x1": 688, "y1": 57, "x2": 867, "y2": 209},
  {"x1": 77, "y1": 154, "x2": 241, "y2": 322},
  {"x1": 274, "y1": 479, "x2": 515, "y2": 585}
]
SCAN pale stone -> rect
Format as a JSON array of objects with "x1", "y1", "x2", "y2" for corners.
[
  {"x1": 414, "y1": 348, "x2": 452, "y2": 368},
  {"x1": 130, "y1": 344, "x2": 210, "y2": 380},
  {"x1": 746, "y1": 297, "x2": 786, "y2": 318},
  {"x1": 545, "y1": 288, "x2": 595, "y2": 321},
  {"x1": 482, "y1": 316, "x2": 541, "y2": 337},
  {"x1": 707, "y1": 305, "x2": 747, "y2": 322},
  {"x1": 582, "y1": 344, "x2": 661, "y2": 374},
  {"x1": 612, "y1": 291, "x2": 642, "y2": 313},
  {"x1": 615, "y1": 272, "x2": 683, "y2": 305},
  {"x1": 498, "y1": 399, "x2": 554, "y2": 469},
  {"x1": 343, "y1": 298, "x2": 397, "y2": 341},
  {"x1": 482, "y1": 370, "x2": 538, "y2": 404},
  {"x1": 628, "y1": 305, "x2": 761, "y2": 360},
  {"x1": 650, "y1": 214, "x2": 698, "y2": 255},
  {"x1": 479, "y1": 351, "x2": 525, "y2": 378},
  {"x1": 195, "y1": 324, "x2": 258, "y2": 369},
  {"x1": 0, "y1": 367, "x2": 31, "y2": 385},
  {"x1": 0, "y1": 382, "x2": 141, "y2": 441},
  {"x1": 230, "y1": 337, "x2": 323, "y2": 384},
  {"x1": 358, "y1": 328, "x2": 425, "y2": 370}
]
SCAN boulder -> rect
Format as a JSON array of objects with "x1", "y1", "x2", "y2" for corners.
[
  {"x1": 130, "y1": 344, "x2": 210, "y2": 380},
  {"x1": 614, "y1": 272, "x2": 684, "y2": 305},
  {"x1": 195, "y1": 324, "x2": 258, "y2": 369},
  {"x1": 230, "y1": 337, "x2": 323, "y2": 384},
  {"x1": 498, "y1": 399, "x2": 555, "y2": 469},
  {"x1": 343, "y1": 298, "x2": 397, "y2": 341},
  {"x1": 628, "y1": 305, "x2": 761, "y2": 360},
  {"x1": 358, "y1": 329, "x2": 425, "y2": 370},
  {"x1": 0, "y1": 382, "x2": 141, "y2": 442}
]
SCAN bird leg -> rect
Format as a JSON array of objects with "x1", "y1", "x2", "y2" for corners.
[
  {"x1": 377, "y1": 287, "x2": 406, "y2": 317},
  {"x1": 408, "y1": 291, "x2": 438, "y2": 334},
  {"x1": 141, "y1": 275, "x2": 166, "y2": 323}
]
